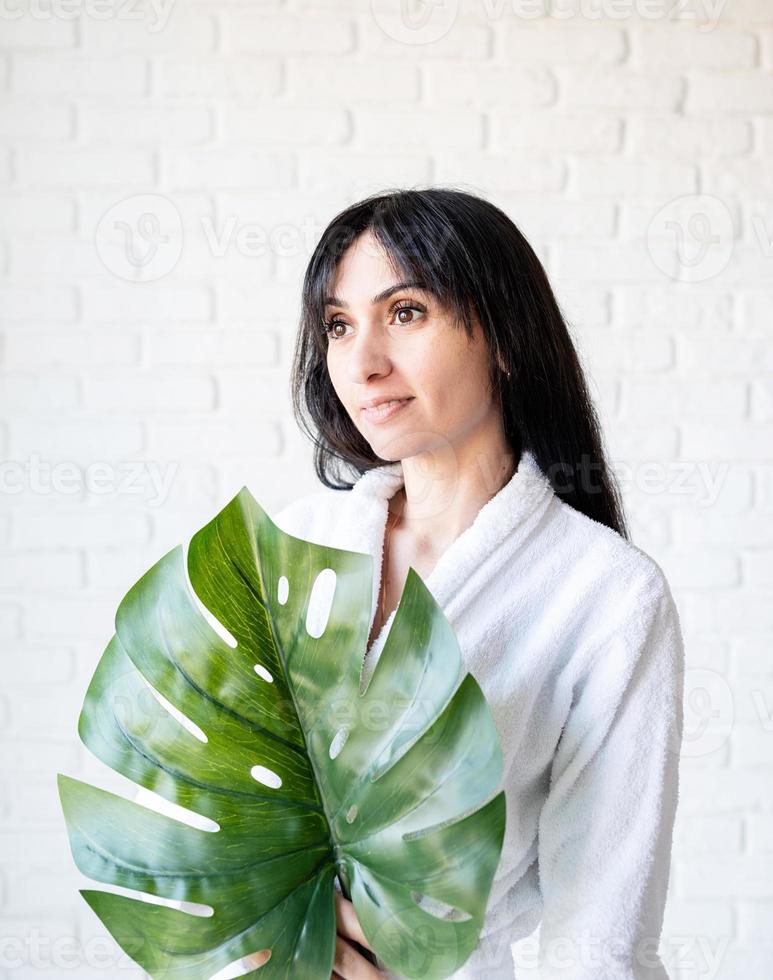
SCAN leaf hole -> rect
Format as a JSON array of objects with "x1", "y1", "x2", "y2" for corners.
[
  {"x1": 329, "y1": 727, "x2": 349, "y2": 760},
  {"x1": 250, "y1": 765, "x2": 282, "y2": 789},
  {"x1": 345, "y1": 804, "x2": 358, "y2": 824},
  {"x1": 277, "y1": 575, "x2": 289, "y2": 605},
  {"x1": 209, "y1": 948, "x2": 272, "y2": 979},
  {"x1": 253, "y1": 664, "x2": 273, "y2": 683},
  {"x1": 140, "y1": 674, "x2": 208, "y2": 744},
  {"x1": 183, "y1": 542, "x2": 238, "y2": 648},
  {"x1": 305, "y1": 568, "x2": 337, "y2": 639},
  {"x1": 409, "y1": 890, "x2": 472, "y2": 922}
]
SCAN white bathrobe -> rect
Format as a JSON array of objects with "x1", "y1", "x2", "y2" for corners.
[{"x1": 136, "y1": 448, "x2": 685, "y2": 980}]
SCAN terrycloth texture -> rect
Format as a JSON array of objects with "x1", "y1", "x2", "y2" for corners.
[{"x1": 135, "y1": 448, "x2": 685, "y2": 980}]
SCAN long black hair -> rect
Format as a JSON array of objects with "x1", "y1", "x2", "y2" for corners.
[{"x1": 288, "y1": 187, "x2": 629, "y2": 539}]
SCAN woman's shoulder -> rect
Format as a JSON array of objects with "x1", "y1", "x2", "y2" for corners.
[{"x1": 547, "y1": 493, "x2": 675, "y2": 607}]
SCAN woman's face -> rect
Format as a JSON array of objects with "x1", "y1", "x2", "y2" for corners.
[{"x1": 323, "y1": 231, "x2": 503, "y2": 463}]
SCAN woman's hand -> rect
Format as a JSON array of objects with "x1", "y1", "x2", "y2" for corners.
[{"x1": 331, "y1": 890, "x2": 385, "y2": 979}]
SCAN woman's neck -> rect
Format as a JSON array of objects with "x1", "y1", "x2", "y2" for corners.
[{"x1": 390, "y1": 442, "x2": 519, "y2": 558}]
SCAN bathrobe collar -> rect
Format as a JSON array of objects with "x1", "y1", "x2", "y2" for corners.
[{"x1": 341, "y1": 448, "x2": 555, "y2": 655}]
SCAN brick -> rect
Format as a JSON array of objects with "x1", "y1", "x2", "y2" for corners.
[
  {"x1": 554, "y1": 241, "x2": 671, "y2": 281},
  {"x1": 606, "y1": 424, "x2": 680, "y2": 460},
  {"x1": 731, "y1": 724, "x2": 773, "y2": 767},
  {"x1": 298, "y1": 150, "x2": 432, "y2": 193},
  {"x1": 658, "y1": 551, "x2": 740, "y2": 589},
  {"x1": 10, "y1": 236, "x2": 117, "y2": 279},
  {"x1": 19, "y1": 149, "x2": 155, "y2": 187},
  {"x1": 673, "y1": 814, "x2": 743, "y2": 852},
  {"x1": 82, "y1": 283, "x2": 212, "y2": 322},
  {"x1": 222, "y1": 104, "x2": 348, "y2": 145},
  {"x1": 494, "y1": 112, "x2": 622, "y2": 153},
  {"x1": 353, "y1": 108, "x2": 485, "y2": 149},
  {"x1": 0, "y1": 739, "x2": 80, "y2": 773},
  {"x1": 223, "y1": 13, "x2": 355, "y2": 54},
  {"x1": 26, "y1": 595, "x2": 121, "y2": 638},
  {"x1": 675, "y1": 511, "x2": 773, "y2": 548},
  {"x1": 687, "y1": 72, "x2": 773, "y2": 113},
  {"x1": 3, "y1": 329, "x2": 139, "y2": 367},
  {"x1": 213, "y1": 369, "x2": 291, "y2": 414},
  {"x1": 82, "y1": 104, "x2": 213, "y2": 144},
  {"x1": 620, "y1": 379, "x2": 748, "y2": 422},
  {"x1": 615, "y1": 285, "x2": 733, "y2": 331},
  {"x1": 731, "y1": 636, "x2": 773, "y2": 676},
  {"x1": 435, "y1": 152, "x2": 565, "y2": 193},
  {"x1": 742, "y1": 551, "x2": 773, "y2": 586},
  {"x1": 0, "y1": 829, "x2": 71, "y2": 868},
  {"x1": 581, "y1": 329, "x2": 674, "y2": 372},
  {"x1": 628, "y1": 115, "x2": 752, "y2": 157},
  {"x1": 359, "y1": 15, "x2": 491, "y2": 60},
  {"x1": 0, "y1": 194, "x2": 75, "y2": 234},
  {"x1": 12, "y1": 55, "x2": 147, "y2": 96},
  {"x1": 287, "y1": 60, "x2": 419, "y2": 103},
  {"x1": 426, "y1": 64, "x2": 555, "y2": 106},
  {"x1": 682, "y1": 423, "x2": 773, "y2": 460},
  {"x1": 633, "y1": 29, "x2": 757, "y2": 70},
  {"x1": 573, "y1": 158, "x2": 698, "y2": 198},
  {"x1": 0, "y1": 101, "x2": 74, "y2": 141},
  {"x1": 11, "y1": 508, "x2": 150, "y2": 549},
  {"x1": 678, "y1": 767, "x2": 773, "y2": 814},
  {"x1": 0, "y1": 603, "x2": 21, "y2": 638},
  {"x1": 147, "y1": 418, "x2": 281, "y2": 457},
  {"x1": 0, "y1": 17, "x2": 76, "y2": 48},
  {"x1": 143, "y1": 328, "x2": 279, "y2": 367},
  {"x1": 0, "y1": 285, "x2": 76, "y2": 321},
  {"x1": 677, "y1": 333, "x2": 773, "y2": 374},
  {"x1": 164, "y1": 149, "x2": 295, "y2": 190},
  {"x1": 705, "y1": 160, "x2": 773, "y2": 197},
  {"x1": 751, "y1": 380, "x2": 773, "y2": 421},
  {"x1": 739, "y1": 290, "x2": 773, "y2": 332},
  {"x1": 738, "y1": 900, "x2": 773, "y2": 942},
  {"x1": 0, "y1": 552, "x2": 82, "y2": 592},
  {"x1": 81, "y1": 12, "x2": 216, "y2": 53},
  {"x1": 10, "y1": 420, "x2": 144, "y2": 461},
  {"x1": 154, "y1": 58, "x2": 281, "y2": 98},
  {"x1": 0, "y1": 375, "x2": 79, "y2": 413},
  {"x1": 83, "y1": 371, "x2": 215, "y2": 413},
  {"x1": 680, "y1": 855, "x2": 773, "y2": 899},
  {"x1": 2, "y1": 646, "x2": 76, "y2": 686},
  {"x1": 503, "y1": 23, "x2": 625, "y2": 63},
  {"x1": 558, "y1": 67, "x2": 684, "y2": 110}
]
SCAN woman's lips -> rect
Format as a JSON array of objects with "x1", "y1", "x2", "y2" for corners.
[{"x1": 361, "y1": 397, "x2": 414, "y2": 424}]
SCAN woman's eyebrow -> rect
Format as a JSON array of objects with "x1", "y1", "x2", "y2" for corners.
[{"x1": 323, "y1": 279, "x2": 428, "y2": 310}]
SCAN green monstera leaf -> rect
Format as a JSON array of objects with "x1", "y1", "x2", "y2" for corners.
[{"x1": 57, "y1": 486, "x2": 506, "y2": 980}]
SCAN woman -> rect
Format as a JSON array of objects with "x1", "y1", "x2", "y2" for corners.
[{"x1": 267, "y1": 188, "x2": 684, "y2": 980}]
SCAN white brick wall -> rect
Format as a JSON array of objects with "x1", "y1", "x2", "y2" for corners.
[{"x1": 1, "y1": 2, "x2": 771, "y2": 978}]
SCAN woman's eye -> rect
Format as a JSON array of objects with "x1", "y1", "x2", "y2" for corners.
[
  {"x1": 323, "y1": 319, "x2": 348, "y2": 340},
  {"x1": 323, "y1": 300, "x2": 426, "y2": 342}
]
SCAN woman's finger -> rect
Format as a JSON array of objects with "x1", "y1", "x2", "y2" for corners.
[
  {"x1": 334, "y1": 891, "x2": 373, "y2": 951},
  {"x1": 332, "y1": 934, "x2": 383, "y2": 979}
]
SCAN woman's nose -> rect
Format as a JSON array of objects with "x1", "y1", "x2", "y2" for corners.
[{"x1": 345, "y1": 327, "x2": 392, "y2": 384}]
